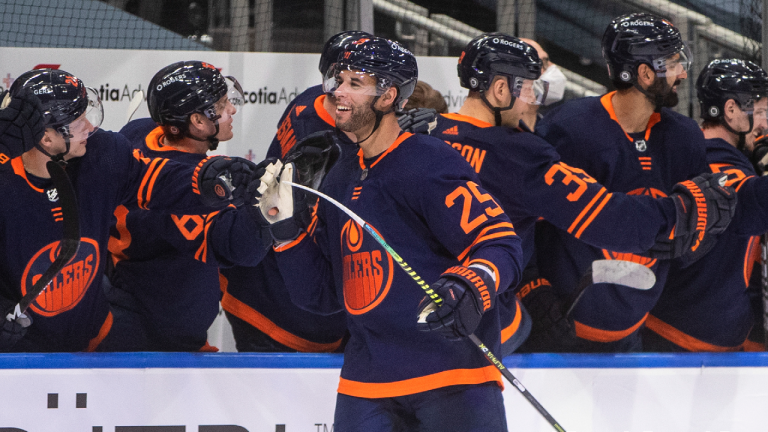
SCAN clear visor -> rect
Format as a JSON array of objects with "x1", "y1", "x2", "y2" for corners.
[
  {"x1": 58, "y1": 87, "x2": 103, "y2": 141},
  {"x1": 322, "y1": 64, "x2": 387, "y2": 97},
  {"x1": 652, "y1": 45, "x2": 693, "y2": 78},
  {"x1": 225, "y1": 76, "x2": 245, "y2": 107},
  {"x1": 516, "y1": 77, "x2": 549, "y2": 105}
]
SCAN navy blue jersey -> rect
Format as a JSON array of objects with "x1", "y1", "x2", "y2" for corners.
[
  {"x1": 221, "y1": 85, "x2": 350, "y2": 351},
  {"x1": 0, "y1": 129, "x2": 211, "y2": 352},
  {"x1": 275, "y1": 132, "x2": 523, "y2": 398},
  {"x1": 432, "y1": 112, "x2": 680, "y2": 350},
  {"x1": 104, "y1": 122, "x2": 267, "y2": 351},
  {"x1": 647, "y1": 137, "x2": 768, "y2": 350},
  {"x1": 535, "y1": 92, "x2": 710, "y2": 345}
]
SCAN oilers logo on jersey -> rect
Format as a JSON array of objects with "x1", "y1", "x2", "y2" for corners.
[
  {"x1": 341, "y1": 219, "x2": 394, "y2": 315},
  {"x1": 21, "y1": 238, "x2": 100, "y2": 317}
]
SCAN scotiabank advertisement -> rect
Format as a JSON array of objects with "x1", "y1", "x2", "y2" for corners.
[
  {"x1": 2, "y1": 353, "x2": 768, "y2": 431},
  {"x1": 0, "y1": 48, "x2": 467, "y2": 163}
]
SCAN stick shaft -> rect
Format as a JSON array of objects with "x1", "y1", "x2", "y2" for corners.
[{"x1": 286, "y1": 181, "x2": 566, "y2": 431}]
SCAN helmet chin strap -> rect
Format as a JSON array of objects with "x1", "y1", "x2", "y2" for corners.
[
  {"x1": 721, "y1": 113, "x2": 754, "y2": 151},
  {"x1": 479, "y1": 91, "x2": 515, "y2": 127},
  {"x1": 633, "y1": 78, "x2": 668, "y2": 113},
  {"x1": 354, "y1": 95, "x2": 396, "y2": 146},
  {"x1": 36, "y1": 126, "x2": 72, "y2": 165},
  {"x1": 186, "y1": 113, "x2": 222, "y2": 151}
]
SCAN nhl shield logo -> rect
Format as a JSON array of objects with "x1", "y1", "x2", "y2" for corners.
[
  {"x1": 46, "y1": 188, "x2": 59, "y2": 202},
  {"x1": 635, "y1": 140, "x2": 647, "y2": 152}
]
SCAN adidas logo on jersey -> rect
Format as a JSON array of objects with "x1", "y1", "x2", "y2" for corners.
[{"x1": 442, "y1": 126, "x2": 459, "y2": 135}]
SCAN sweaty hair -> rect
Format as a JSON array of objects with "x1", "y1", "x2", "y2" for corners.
[
  {"x1": 403, "y1": 81, "x2": 448, "y2": 113},
  {"x1": 161, "y1": 125, "x2": 185, "y2": 143}
]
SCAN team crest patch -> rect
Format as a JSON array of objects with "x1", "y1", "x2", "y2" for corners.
[
  {"x1": 21, "y1": 238, "x2": 100, "y2": 317},
  {"x1": 46, "y1": 188, "x2": 59, "y2": 202},
  {"x1": 340, "y1": 219, "x2": 393, "y2": 315}
]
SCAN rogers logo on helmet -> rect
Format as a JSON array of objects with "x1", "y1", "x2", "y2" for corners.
[
  {"x1": 156, "y1": 75, "x2": 184, "y2": 91},
  {"x1": 34, "y1": 88, "x2": 53, "y2": 95},
  {"x1": 492, "y1": 38, "x2": 524, "y2": 50},
  {"x1": 389, "y1": 42, "x2": 413, "y2": 55},
  {"x1": 622, "y1": 20, "x2": 654, "y2": 27}
]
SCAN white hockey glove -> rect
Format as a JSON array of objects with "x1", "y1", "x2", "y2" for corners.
[{"x1": 249, "y1": 160, "x2": 313, "y2": 243}]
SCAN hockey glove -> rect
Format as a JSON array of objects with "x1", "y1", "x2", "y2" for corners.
[
  {"x1": 248, "y1": 160, "x2": 313, "y2": 243},
  {"x1": 416, "y1": 265, "x2": 496, "y2": 340},
  {"x1": 397, "y1": 108, "x2": 438, "y2": 135},
  {"x1": 193, "y1": 156, "x2": 264, "y2": 207},
  {"x1": 646, "y1": 173, "x2": 736, "y2": 261},
  {"x1": 0, "y1": 300, "x2": 32, "y2": 351},
  {"x1": 284, "y1": 130, "x2": 341, "y2": 191},
  {"x1": 515, "y1": 280, "x2": 578, "y2": 353},
  {"x1": 751, "y1": 135, "x2": 768, "y2": 175},
  {"x1": 0, "y1": 88, "x2": 45, "y2": 166}
]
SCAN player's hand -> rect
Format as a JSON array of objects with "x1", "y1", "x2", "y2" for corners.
[
  {"x1": 646, "y1": 173, "x2": 736, "y2": 261},
  {"x1": 397, "y1": 108, "x2": 438, "y2": 134},
  {"x1": 416, "y1": 265, "x2": 496, "y2": 340},
  {"x1": 0, "y1": 302, "x2": 32, "y2": 351},
  {"x1": 248, "y1": 159, "x2": 313, "y2": 244},
  {"x1": 193, "y1": 156, "x2": 265, "y2": 207},
  {"x1": 0, "y1": 88, "x2": 46, "y2": 166}
]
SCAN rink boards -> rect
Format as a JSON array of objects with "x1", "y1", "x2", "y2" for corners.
[{"x1": 0, "y1": 352, "x2": 767, "y2": 432}]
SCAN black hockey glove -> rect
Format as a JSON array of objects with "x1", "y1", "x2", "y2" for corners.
[
  {"x1": 416, "y1": 265, "x2": 496, "y2": 340},
  {"x1": 751, "y1": 135, "x2": 768, "y2": 175},
  {"x1": 645, "y1": 173, "x2": 736, "y2": 261},
  {"x1": 284, "y1": 130, "x2": 341, "y2": 191},
  {"x1": 247, "y1": 160, "x2": 313, "y2": 244},
  {"x1": 193, "y1": 156, "x2": 264, "y2": 207},
  {"x1": 0, "y1": 88, "x2": 45, "y2": 166},
  {"x1": 397, "y1": 108, "x2": 438, "y2": 134},
  {"x1": 515, "y1": 280, "x2": 578, "y2": 353},
  {"x1": 0, "y1": 299, "x2": 32, "y2": 351}
]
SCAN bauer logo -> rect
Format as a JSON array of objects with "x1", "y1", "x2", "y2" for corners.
[
  {"x1": 340, "y1": 219, "x2": 394, "y2": 315},
  {"x1": 21, "y1": 238, "x2": 100, "y2": 317}
]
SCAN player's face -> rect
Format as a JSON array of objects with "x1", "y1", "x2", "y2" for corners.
[
  {"x1": 333, "y1": 70, "x2": 378, "y2": 134},
  {"x1": 42, "y1": 113, "x2": 95, "y2": 160},
  {"x1": 747, "y1": 97, "x2": 768, "y2": 151},
  {"x1": 213, "y1": 95, "x2": 237, "y2": 142}
]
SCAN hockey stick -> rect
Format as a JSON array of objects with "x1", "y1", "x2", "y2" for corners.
[
  {"x1": 125, "y1": 90, "x2": 145, "y2": 123},
  {"x1": 6, "y1": 161, "x2": 80, "y2": 324},
  {"x1": 285, "y1": 180, "x2": 566, "y2": 432},
  {"x1": 565, "y1": 260, "x2": 656, "y2": 317}
]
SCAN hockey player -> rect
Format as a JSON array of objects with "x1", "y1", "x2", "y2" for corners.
[
  {"x1": 0, "y1": 68, "x2": 259, "y2": 352},
  {"x1": 256, "y1": 36, "x2": 521, "y2": 431},
  {"x1": 534, "y1": 13, "x2": 719, "y2": 352},
  {"x1": 100, "y1": 61, "x2": 272, "y2": 352},
  {"x1": 430, "y1": 32, "x2": 736, "y2": 353},
  {"x1": 219, "y1": 31, "x2": 368, "y2": 352},
  {"x1": 644, "y1": 59, "x2": 768, "y2": 351}
]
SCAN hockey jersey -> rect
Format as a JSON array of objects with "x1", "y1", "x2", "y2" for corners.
[
  {"x1": 220, "y1": 85, "x2": 349, "y2": 351},
  {"x1": 0, "y1": 128, "x2": 212, "y2": 352},
  {"x1": 647, "y1": 137, "x2": 768, "y2": 350},
  {"x1": 431, "y1": 112, "x2": 683, "y2": 351},
  {"x1": 275, "y1": 131, "x2": 523, "y2": 397},
  {"x1": 535, "y1": 92, "x2": 710, "y2": 347},
  {"x1": 104, "y1": 120, "x2": 267, "y2": 351}
]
